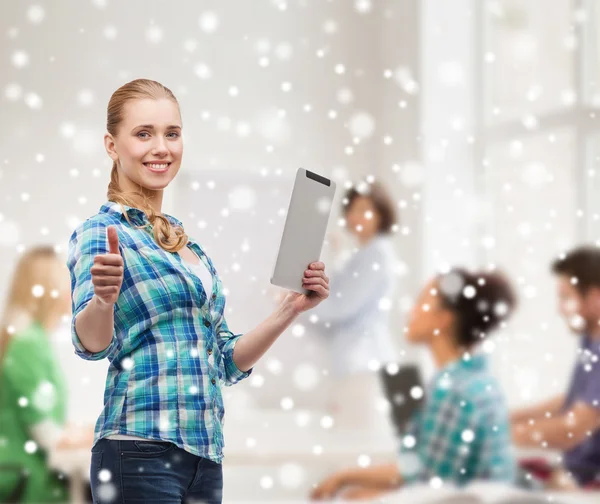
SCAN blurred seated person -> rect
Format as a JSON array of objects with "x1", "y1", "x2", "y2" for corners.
[
  {"x1": 511, "y1": 246, "x2": 600, "y2": 490},
  {"x1": 310, "y1": 267, "x2": 518, "y2": 501},
  {"x1": 0, "y1": 246, "x2": 93, "y2": 503}
]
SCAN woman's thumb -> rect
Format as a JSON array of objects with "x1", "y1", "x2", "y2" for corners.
[{"x1": 107, "y1": 225, "x2": 120, "y2": 255}]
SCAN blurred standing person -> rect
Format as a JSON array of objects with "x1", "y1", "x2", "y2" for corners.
[
  {"x1": 309, "y1": 179, "x2": 399, "y2": 435},
  {"x1": 0, "y1": 246, "x2": 93, "y2": 503}
]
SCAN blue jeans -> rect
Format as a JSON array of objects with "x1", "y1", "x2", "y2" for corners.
[{"x1": 90, "y1": 438, "x2": 223, "y2": 503}]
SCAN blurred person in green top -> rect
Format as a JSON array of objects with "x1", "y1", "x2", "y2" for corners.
[{"x1": 0, "y1": 246, "x2": 93, "y2": 503}]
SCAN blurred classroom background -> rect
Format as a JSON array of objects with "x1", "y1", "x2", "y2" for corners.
[{"x1": 1, "y1": 0, "x2": 599, "y2": 501}]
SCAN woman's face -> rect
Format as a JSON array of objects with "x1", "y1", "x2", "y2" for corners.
[
  {"x1": 104, "y1": 98, "x2": 183, "y2": 193},
  {"x1": 406, "y1": 278, "x2": 454, "y2": 345},
  {"x1": 344, "y1": 196, "x2": 381, "y2": 238}
]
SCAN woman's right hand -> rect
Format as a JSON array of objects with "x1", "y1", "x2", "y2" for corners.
[{"x1": 91, "y1": 225, "x2": 124, "y2": 306}]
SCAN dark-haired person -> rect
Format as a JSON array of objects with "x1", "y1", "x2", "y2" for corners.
[
  {"x1": 308, "y1": 180, "x2": 400, "y2": 433},
  {"x1": 511, "y1": 246, "x2": 600, "y2": 489},
  {"x1": 310, "y1": 268, "x2": 518, "y2": 501}
]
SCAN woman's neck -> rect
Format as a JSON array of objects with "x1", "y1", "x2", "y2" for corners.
[
  {"x1": 429, "y1": 332, "x2": 464, "y2": 369},
  {"x1": 357, "y1": 232, "x2": 379, "y2": 246},
  {"x1": 119, "y1": 179, "x2": 164, "y2": 215}
]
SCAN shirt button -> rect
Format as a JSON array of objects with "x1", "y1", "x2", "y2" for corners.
[
  {"x1": 212, "y1": 294, "x2": 216, "y2": 300},
  {"x1": 207, "y1": 349, "x2": 212, "y2": 355},
  {"x1": 211, "y1": 378, "x2": 216, "y2": 385},
  {"x1": 204, "y1": 319, "x2": 211, "y2": 328}
]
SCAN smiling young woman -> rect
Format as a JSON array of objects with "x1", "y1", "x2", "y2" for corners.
[{"x1": 67, "y1": 78, "x2": 330, "y2": 503}]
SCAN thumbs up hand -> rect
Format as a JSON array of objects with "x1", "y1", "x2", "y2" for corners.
[{"x1": 91, "y1": 225, "x2": 124, "y2": 306}]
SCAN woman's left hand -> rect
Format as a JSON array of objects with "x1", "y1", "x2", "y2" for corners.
[{"x1": 281, "y1": 262, "x2": 329, "y2": 314}]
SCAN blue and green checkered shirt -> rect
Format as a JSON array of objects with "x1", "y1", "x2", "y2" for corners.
[
  {"x1": 398, "y1": 353, "x2": 516, "y2": 487},
  {"x1": 67, "y1": 201, "x2": 252, "y2": 463}
]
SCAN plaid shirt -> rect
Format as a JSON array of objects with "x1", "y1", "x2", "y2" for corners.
[
  {"x1": 397, "y1": 353, "x2": 516, "y2": 487},
  {"x1": 67, "y1": 201, "x2": 252, "y2": 463}
]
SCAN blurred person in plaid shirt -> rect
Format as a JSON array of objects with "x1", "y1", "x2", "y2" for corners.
[{"x1": 310, "y1": 268, "x2": 517, "y2": 501}]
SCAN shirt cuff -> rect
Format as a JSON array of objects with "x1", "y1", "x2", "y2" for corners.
[
  {"x1": 71, "y1": 300, "x2": 117, "y2": 361},
  {"x1": 221, "y1": 334, "x2": 253, "y2": 386}
]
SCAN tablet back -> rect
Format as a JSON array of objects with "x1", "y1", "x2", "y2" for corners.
[{"x1": 270, "y1": 168, "x2": 336, "y2": 293}]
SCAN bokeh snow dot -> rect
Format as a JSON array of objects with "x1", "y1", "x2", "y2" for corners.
[
  {"x1": 12, "y1": 50, "x2": 30, "y2": 68},
  {"x1": 103, "y1": 25, "x2": 117, "y2": 40},
  {"x1": 278, "y1": 463, "x2": 304, "y2": 488},
  {"x1": 291, "y1": 324, "x2": 305, "y2": 337},
  {"x1": 228, "y1": 186, "x2": 256, "y2": 211},
  {"x1": 98, "y1": 469, "x2": 112, "y2": 483},
  {"x1": 32, "y1": 285, "x2": 45, "y2": 298},
  {"x1": 430, "y1": 476, "x2": 443, "y2": 489},
  {"x1": 463, "y1": 285, "x2": 476, "y2": 299},
  {"x1": 337, "y1": 88, "x2": 354, "y2": 104},
  {"x1": 410, "y1": 386, "x2": 424, "y2": 400},
  {"x1": 439, "y1": 272, "x2": 465, "y2": 298},
  {"x1": 32, "y1": 381, "x2": 56, "y2": 412},
  {"x1": 280, "y1": 397, "x2": 294, "y2": 410},
  {"x1": 494, "y1": 301, "x2": 509, "y2": 317},
  {"x1": 27, "y1": 5, "x2": 45, "y2": 24},
  {"x1": 195, "y1": 63, "x2": 212, "y2": 80},
  {"x1": 25, "y1": 92, "x2": 43, "y2": 109},
  {"x1": 97, "y1": 483, "x2": 117, "y2": 501},
  {"x1": 320, "y1": 416, "x2": 334, "y2": 429},
  {"x1": 293, "y1": 363, "x2": 319, "y2": 390},
  {"x1": 146, "y1": 25, "x2": 163, "y2": 44},
  {"x1": 0, "y1": 220, "x2": 20, "y2": 246},
  {"x1": 355, "y1": 0, "x2": 372, "y2": 14},
  {"x1": 349, "y1": 112, "x2": 376, "y2": 139},
  {"x1": 316, "y1": 197, "x2": 332, "y2": 214},
  {"x1": 25, "y1": 440, "x2": 37, "y2": 454},
  {"x1": 461, "y1": 429, "x2": 475, "y2": 443},
  {"x1": 400, "y1": 161, "x2": 424, "y2": 187},
  {"x1": 260, "y1": 476, "x2": 274, "y2": 489},
  {"x1": 4, "y1": 83, "x2": 23, "y2": 101},
  {"x1": 77, "y1": 89, "x2": 94, "y2": 107},
  {"x1": 199, "y1": 12, "x2": 219, "y2": 33},
  {"x1": 121, "y1": 358, "x2": 134, "y2": 370}
]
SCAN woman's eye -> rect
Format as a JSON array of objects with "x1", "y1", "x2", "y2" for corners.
[
  {"x1": 168, "y1": 132, "x2": 180, "y2": 138},
  {"x1": 137, "y1": 132, "x2": 149, "y2": 138}
]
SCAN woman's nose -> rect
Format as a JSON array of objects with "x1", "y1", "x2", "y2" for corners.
[{"x1": 152, "y1": 137, "x2": 169, "y2": 154}]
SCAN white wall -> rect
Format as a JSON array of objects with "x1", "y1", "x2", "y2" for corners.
[{"x1": 420, "y1": 0, "x2": 578, "y2": 405}]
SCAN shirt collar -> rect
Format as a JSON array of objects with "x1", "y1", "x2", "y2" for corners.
[
  {"x1": 435, "y1": 351, "x2": 488, "y2": 379},
  {"x1": 100, "y1": 200, "x2": 183, "y2": 228}
]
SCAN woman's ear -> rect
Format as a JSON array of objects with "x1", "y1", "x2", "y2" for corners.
[{"x1": 104, "y1": 133, "x2": 119, "y2": 162}]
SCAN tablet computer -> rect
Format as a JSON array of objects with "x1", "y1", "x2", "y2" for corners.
[
  {"x1": 379, "y1": 364, "x2": 425, "y2": 437},
  {"x1": 270, "y1": 168, "x2": 337, "y2": 294}
]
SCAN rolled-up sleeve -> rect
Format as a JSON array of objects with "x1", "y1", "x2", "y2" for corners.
[
  {"x1": 66, "y1": 218, "x2": 119, "y2": 361},
  {"x1": 215, "y1": 316, "x2": 252, "y2": 386}
]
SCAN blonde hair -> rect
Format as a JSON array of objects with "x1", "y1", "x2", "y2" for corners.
[
  {"x1": 0, "y1": 246, "x2": 66, "y2": 366},
  {"x1": 106, "y1": 78, "x2": 188, "y2": 253}
]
